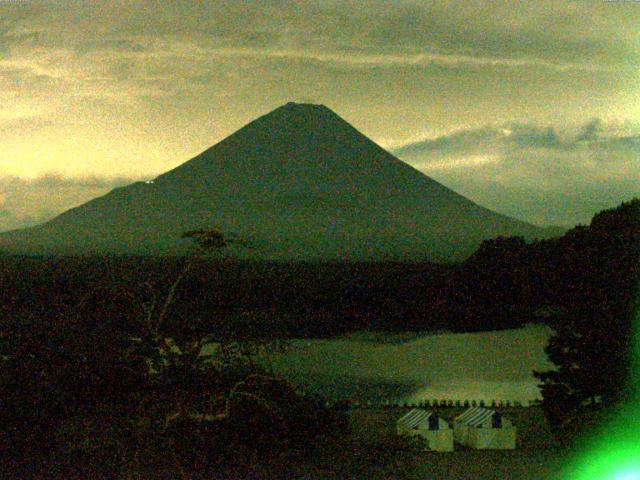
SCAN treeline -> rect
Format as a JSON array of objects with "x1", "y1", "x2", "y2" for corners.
[
  {"x1": 1, "y1": 200, "x2": 638, "y2": 340},
  {"x1": 0, "y1": 257, "x2": 452, "y2": 339},
  {"x1": 447, "y1": 198, "x2": 639, "y2": 333}
]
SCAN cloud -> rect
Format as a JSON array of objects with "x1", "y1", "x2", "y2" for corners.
[
  {"x1": 0, "y1": 1, "x2": 636, "y2": 84},
  {"x1": 392, "y1": 120, "x2": 640, "y2": 226},
  {"x1": 395, "y1": 127, "x2": 506, "y2": 158},
  {"x1": 0, "y1": 115, "x2": 54, "y2": 133},
  {"x1": 0, "y1": 0, "x2": 636, "y2": 229},
  {"x1": 361, "y1": 1, "x2": 638, "y2": 68},
  {"x1": 0, "y1": 2, "x2": 636, "y2": 130},
  {"x1": 20, "y1": 174, "x2": 137, "y2": 189},
  {"x1": 0, "y1": 0, "x2": 634, "y2": 136},
  {"x1": 395, "y1": 120, "x2": 640, "y2": 167},
  {"x1": 576, "y1": 118, "x2": 603, "y2": 142},
  {"x1": 0, "y1": 174, "x2": 140, "y2": 232}
]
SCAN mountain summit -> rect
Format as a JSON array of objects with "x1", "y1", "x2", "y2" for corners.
[{"x1": 0, "y1": 103, "x2": 551, "y2": 260}]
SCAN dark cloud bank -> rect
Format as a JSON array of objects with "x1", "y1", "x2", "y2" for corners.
[
  {"x1": 0, "y1": 175, "x2": 140, "y2": 232},
  {"x1": 394, "y1": 119, "x2": 640, "y2": 227}
]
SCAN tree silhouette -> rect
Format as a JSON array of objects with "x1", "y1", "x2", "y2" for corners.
[{"x1": 534, "y1": 199, "x2": 640, "y2": 429}]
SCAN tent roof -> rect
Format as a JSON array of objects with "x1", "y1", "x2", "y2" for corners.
[
  {"x1": 455, "y1": 407, "x2": 503, "y2": 427},
  {"x1": 397, "y1": 409, "x2": 449, "y2": 429}
]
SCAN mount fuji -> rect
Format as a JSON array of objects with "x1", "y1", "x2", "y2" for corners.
[{"x1": 0, "y1": 102, "x2": 553, "y2": 261}]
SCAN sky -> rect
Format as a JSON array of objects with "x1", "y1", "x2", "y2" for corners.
[{"x1": 1, "y1": 0, "x2": 639, "y2": 231}]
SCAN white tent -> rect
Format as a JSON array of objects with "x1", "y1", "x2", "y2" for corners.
[
  {"x1": 396, "y1": 409, "x2": 453, "y2": 452},
  {"x1": 453, "y1": 407, "x2": 516, "y2": 450}
]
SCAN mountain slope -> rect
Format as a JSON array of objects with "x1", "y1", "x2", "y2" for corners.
[{"x1": 0, "y1": 102, "x2": 551, "y2": 260}]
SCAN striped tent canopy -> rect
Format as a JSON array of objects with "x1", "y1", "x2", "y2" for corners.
[
  {"x1": 455, "y1": 407, "x2": 503, "y2": 428},
  {"x1": 454, "y1": 406, "x2": 516, "y2": 449},
  {"x1": 397, "y1": 409, "x2": 446, "y2": 431}
]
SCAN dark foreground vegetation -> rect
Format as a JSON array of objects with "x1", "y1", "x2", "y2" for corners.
[
  {"x1": 1, "y1": 300, "x2": 350, "y2": 478},
  {"x1": 1, "y1": 199, "x2": 638, "y2": 478},
  {"x1": 0, "y1": 256, "x2": 453, "y2": 340}
]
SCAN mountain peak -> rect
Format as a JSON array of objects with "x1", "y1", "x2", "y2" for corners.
[
  {"x1": 274, "y1": 101, "x2": 334, "y2": 119},
  {"x1": 236, "y1": 101, "x2": 355, "y2": 144},
  {"x1": 282, "y1": 101, "x2": 326, "y2": 109}
]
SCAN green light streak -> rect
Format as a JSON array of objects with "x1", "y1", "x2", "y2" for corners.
[{"x1": 560, "y1": 293, "x2": 640, "y2": 480}]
